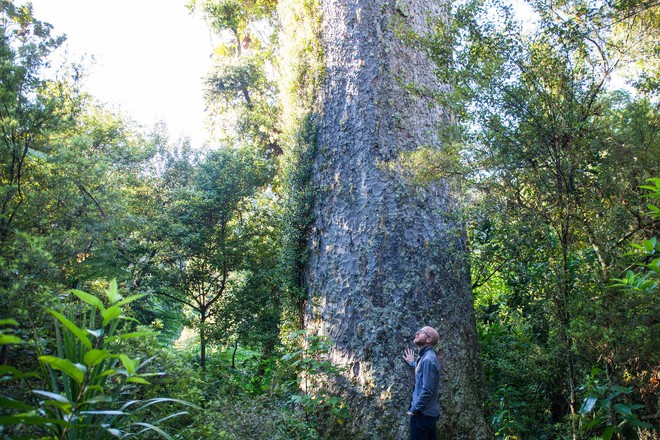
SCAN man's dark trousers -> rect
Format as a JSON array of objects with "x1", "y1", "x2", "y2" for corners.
[{"x1": 410, "y1": 413, "x2": 438, "y2": 440}]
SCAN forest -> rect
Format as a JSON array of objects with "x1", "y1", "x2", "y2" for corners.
[{"x1": 0, "y1": 0, "x2": 658, "y2": 439}]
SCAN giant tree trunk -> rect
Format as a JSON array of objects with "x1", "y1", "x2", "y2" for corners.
[{"x1": 300, "y1": 0, "x2": 491, "y2": 438}]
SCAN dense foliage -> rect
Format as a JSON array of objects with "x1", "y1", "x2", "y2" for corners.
[
  {"x1": 0, "y1": 0, "x2": 657, "y2": 438},
  {"x1": 420, "y1": 0, "x2": 659, "y2": 437}
]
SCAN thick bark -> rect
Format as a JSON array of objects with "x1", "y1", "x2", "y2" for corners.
[{"x1": 302, "y1": 0, "x2": 491, "y2": 438}]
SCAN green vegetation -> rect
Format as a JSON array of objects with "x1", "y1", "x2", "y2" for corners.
[
  {"x1": 416, "y1": 0, "x2": 659, "y2": 437},
  {"x1": 0, "y1": 0, "x2": 657, "y2": 438}
]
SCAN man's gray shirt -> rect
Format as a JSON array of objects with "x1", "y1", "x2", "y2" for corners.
[{"x1": 408, "y1": 346, "x2": 441, "y2": 417}]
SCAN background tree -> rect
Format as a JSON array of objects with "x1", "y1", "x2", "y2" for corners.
[
  {"x1": 425, "y1": 0, "x2": 659, "y2": 436},
  {"x1": 147, "y1": 146, "x2": 271, "y2": 378},
  {"x1": 188, "y1": 0, "x2": 280, "y2": 156}
]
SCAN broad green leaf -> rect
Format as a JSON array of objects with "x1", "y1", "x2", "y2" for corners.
[
  {"x1": 0, "y1": 396, "x2": 34, "y2": 410},
  {"x1": 72, "y1": 289, "x2": 105, "y2": 311},
  {"x1": 603, "y1": 426, "x2": 615, "y2": 440},
  {"x1": 626, "y1": 417, "x2": 653, "y2": 428},
  {"x1": 0, "y1": 365, "x2": 22, "y2": 377},
  {"x1": 48, "y1": 310, "x2": 92, "y2": 350},
  {"x1": 106, "y1": 279, "x2": 122, "y2": 304},
  {"x1": 0, "y1": 415, "x2": 71, "y2": 427},
  {"x1": 127, "y1": 376, "x2": 151, "y2": 385},
  {"x1": 613, "y1": 403, "x2": 632, "y2": 415},
  {"x1": 83, "y1": 394, "x2": 112, "y2": 405},
  {"x1": 0, "y1": 319, "x2": 19, "y2": 326},
  {"x1": 0, "y1": 334, "x2": 21, "y2": 345},
  {"x1": 38, "y1": 356, "x2": 85, "y2": 383},
  {"x1": 83, "y1": 349, "x2": 111, "y2": 367},
  {"x1": 43, "y1": 399, "x2": 72, "y2": 414},
  {"x1": 115, "y1": 294, "x2": 146, "y2": 308},
  {"x1": 0, "y1": 365, "x2": 39, "y2": 380},
  {"x1": 116, "y1": 354, "x2": 138, "y2": 374},
  {"x1": 643, "y1": 238, "x2": 656, "y2": 253},
  {"x1": 584, "y1": 418, "x2": 600, "y2": 430},
  {"x1": 84, "y1": 385, "x2": 105, "y2": 393},
  {"x1": 102, "y1": 306, "x2": 122, "y2": 326}
]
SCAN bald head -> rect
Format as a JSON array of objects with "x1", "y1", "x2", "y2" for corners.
[{"x1": 421, "y1": 326, "x2": 439, "y2": 345}]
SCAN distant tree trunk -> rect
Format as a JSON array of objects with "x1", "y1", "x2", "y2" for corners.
[
  {"x1": 301, "y1": 0, "x2": 491, "y2": 438},
  {"x1": 200, "y1": 311, "x2": 208, "y2": 381}
]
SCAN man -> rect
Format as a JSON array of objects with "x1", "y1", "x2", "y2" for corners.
[{"x1": 402, "y1": 326, "x2": 441, "y2": 440}]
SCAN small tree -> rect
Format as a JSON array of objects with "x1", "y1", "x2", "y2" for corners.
[{"x1": 150, "y1": 147, "x2": 270, "y2": 378}]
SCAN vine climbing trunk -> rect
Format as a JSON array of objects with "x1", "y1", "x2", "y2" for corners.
[{"x1": 279, "y1": 0, "x2": 492, "y2": 438}]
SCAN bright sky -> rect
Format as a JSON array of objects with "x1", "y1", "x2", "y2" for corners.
[{"x1": 28, "y1": 0, "x2": 214, "y2": 147}]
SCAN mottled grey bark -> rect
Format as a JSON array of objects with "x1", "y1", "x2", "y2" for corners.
[{"x1": 303, "y1": 0, "x2": 491, "y2": 438}]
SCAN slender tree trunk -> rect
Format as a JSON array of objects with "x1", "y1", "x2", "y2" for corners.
[
  {"x1": 200, "y1": 314, "x2": 207, "y2": 382},
  {"x1": 295, "y1": 0, "x2": 491, "y2": 438}
]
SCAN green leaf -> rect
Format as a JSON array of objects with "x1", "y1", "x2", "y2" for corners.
[
  {"x1": 0, "y1": 334, "x2": 22, "y2": 345},
  {"x1": 0, "y1": 396, "x2": 34, "y2": 410},
  {"x1": 114, "y1": 294, "x2": 146, "y2": 308},
  {"x1": 127, "y1": 376, "x2": 151, "y2": 385},
  {"x1": 603, "y1": 425, "x2": 615, "y2": 440},
  {"x1": 0, "y1": 319, "x2": 19, "y2": 326},
  {"x1": 613, "y1": 403, "x2": 632, "y2": 415},
  {"x1": 83, "y1": 394, "x2": 112, "y2": 405},
  {"x1": 0, "y1": 414, "x2": 71, "y2": 427},
  {"x1": 106, "y1": 279, "x2": 122, "y2": 304},
  {"x1": 43, "y1": 399, "x2": 72, "y2": 413},
  {"x1": 626, "y1": 417, "x2": 653, "y2": 428},
  {"x1": 0, "y1": 365, "x2": 39, "y2": 380},
  {"x1": 38, "y1": 356, "x2": 85, "y2": 383},
  {"x1": 102, "y1": 306, "x2": 122, "y2": 326},
  {"x1": 72, "y1": 289, "x2": 105, "y2": 311},
  {"x1": 116, "y1": 354, "x2": 138, "y2": 374},
  {"x1": 100, "y1": 369, "x2": 116, "y2": 377},
  {"x1": 84, "y1": 385, "x2": 105, "y2": 393},
  {"x1": 643, "y1": 238, "x2": 657, "y2": 253},
  {"x1": 48, "y1": 310, "x2": 92, "y2": 350},
  {"x1": 83, "y1": 349, "x2": 111, "y2": 367}
]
